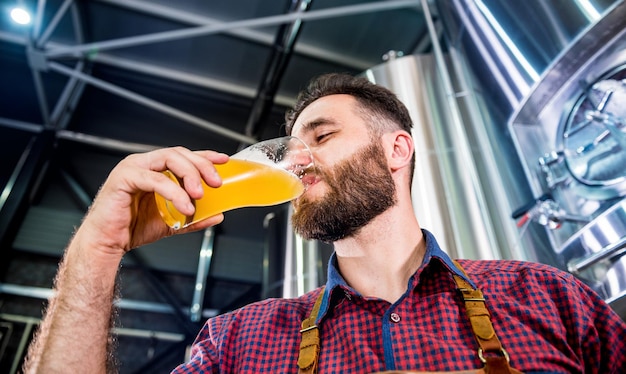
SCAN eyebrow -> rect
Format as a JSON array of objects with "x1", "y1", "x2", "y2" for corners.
[{"x1": 297, "y1": 117, "x2": 337, "y2": 135}]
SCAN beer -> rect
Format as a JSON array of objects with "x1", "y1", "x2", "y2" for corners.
[{"x1": 155, "y1": 158, "x2": 305, "y2": 229}]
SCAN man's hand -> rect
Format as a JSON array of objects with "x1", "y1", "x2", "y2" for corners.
[
  {"x1": 83, "y1": 146, "x2": 230, "y2": 255},
  {"x1": 21, "y1": 146, "x2": 230, "y2": 373}
]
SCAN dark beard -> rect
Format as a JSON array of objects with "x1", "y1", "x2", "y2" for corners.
[{"x1": 291, "y1": 141, "x2": 397, "y2": 242}]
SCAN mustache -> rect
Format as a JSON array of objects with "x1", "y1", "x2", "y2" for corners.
[{"x1": 299, "y1": 164, "x2": 330, "y2": 189}]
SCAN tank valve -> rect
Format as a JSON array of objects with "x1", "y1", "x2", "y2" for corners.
[{"x1": 513, "y1": 197, "x2": 590, "y2": 230}]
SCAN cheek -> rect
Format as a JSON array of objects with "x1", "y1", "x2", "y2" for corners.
[{"x1": 312, "y1": 146, "x2": 352, "y2": 169}]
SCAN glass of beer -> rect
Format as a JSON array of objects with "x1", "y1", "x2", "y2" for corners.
[{"x1": 154, "y1": 136, "x2": 315, "y2": 229}]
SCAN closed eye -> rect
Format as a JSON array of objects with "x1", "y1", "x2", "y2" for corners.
[{"x1": 316, "y1": 132, "x2": 333, "y2": 143}]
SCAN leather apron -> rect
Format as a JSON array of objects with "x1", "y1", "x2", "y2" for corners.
[{"x1": 297, "y1": 260, "x2": 524, "y2": 374}]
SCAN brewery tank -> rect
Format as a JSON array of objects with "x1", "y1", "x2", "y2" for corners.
[
  {"x1": 366, "y1": 0, "x2": 626, "y2": 318},
  {"x1": 436, "y1": 0, "x2": 626, "y2": 316}
]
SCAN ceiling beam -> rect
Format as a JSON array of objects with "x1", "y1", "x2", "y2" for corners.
[
  {"x1": 48, "y1": 61, "x2": 258, "y2": 144},
  {"x1": 44, "y1": 0, "x2": 422, "y2": 59},
  {"x1": 243, "y1": 0, "x2": 313, "y2": 140},
  {"x1": 0, "y1": 32, "x2": 295, "y2": 107},
  {"x1": 94, "y1": 0, "x2": 376, "y2": 70}
]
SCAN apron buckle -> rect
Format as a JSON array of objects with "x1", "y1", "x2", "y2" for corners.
[{"x1": 478, "y1": 347, "x2": 510, "y2": 363}]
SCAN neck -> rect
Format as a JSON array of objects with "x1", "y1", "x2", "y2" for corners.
[{"x1": 333, "y1": 203, "x2": 425, "y2": 303}]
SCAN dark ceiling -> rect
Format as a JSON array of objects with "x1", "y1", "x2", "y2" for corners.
[
  {"x1": 0, "y1": 0, "x2": 433, "y2": 371},
  {"x1": 0, "y1": 0, "x2": 431, "y2": 261}
]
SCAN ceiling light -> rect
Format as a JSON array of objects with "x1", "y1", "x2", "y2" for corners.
[{"x1": 10, "y1": 7, "x2": 32, "y2": 25}]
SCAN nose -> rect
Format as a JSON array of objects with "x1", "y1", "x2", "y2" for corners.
[{"x1": 287, "y1": 137, "x2": 315, "y2": 168}]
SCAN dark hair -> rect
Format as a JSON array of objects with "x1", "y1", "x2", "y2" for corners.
[{"x1": 285, "y1": 73, "x2": 415, "y2": 182}]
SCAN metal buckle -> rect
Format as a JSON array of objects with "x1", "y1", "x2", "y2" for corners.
[
  {"x1": 478, "y1": 347, "x2": 510, "y2": 363},
  {"x1": 458, "y1": 288, "x2": 486, "y2": 302},
  {"x1": 300, "y1": 324, "x2": 318, "y2": 333}
]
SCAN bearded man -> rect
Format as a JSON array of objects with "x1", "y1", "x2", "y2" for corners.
[{"x1": 23, "y1": 74, "x2": 626, "y2": 373}]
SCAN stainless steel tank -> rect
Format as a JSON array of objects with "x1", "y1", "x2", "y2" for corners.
[
  {"x1": 364, "y1": 54, "x2": 502, "y2": 261},
  {"x1": 433, "y1": 0, "x2": 626, "y2": 317}
]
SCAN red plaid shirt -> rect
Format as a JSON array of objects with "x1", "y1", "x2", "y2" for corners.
[{"x1": 172, "y1": 230, "x2": 626, "y2": 373}]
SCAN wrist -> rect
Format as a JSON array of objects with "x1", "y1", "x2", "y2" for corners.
[{"x1": 68, "y1": 219, "x2": 126, "y2": 269}]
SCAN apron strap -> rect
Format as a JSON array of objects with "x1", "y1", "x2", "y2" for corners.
[
  {"x1": 296, "y1": 262, "x2": 523, "y2": 374},
  {"x1": 297, "y1": 287, "x2": 325, "y2": 374},
  {"x1": 451, "y1": 260, "x2": 522, "y2": 374}
]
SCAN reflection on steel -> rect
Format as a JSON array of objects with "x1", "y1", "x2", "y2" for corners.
[
  {"x1": 282, "y1": 205, "x2": 321, "y2": 298},
  {"x1": 563, "y1": 79, "x2": 626, "y2": 189},
  {"x1": 565, "y1": 199, "x2": 626, "y2": 269},
  {"x1": 509, "y1": 3, "x2": 626, "y2": 311},
  {"x1": 436, "y1": 0, "x2": 626, "y2": 315},
  {"x1": 364, "y1": 53, "x2": 500, "y2": 260},
  {"x1": 420, "y1": 0, "x2": 499, "y2": 258},
  {"x1": 473, "y1": 0, "x2": 540, "y2": 83}
]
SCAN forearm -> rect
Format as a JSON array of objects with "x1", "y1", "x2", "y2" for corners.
[
  {"x1": 21, "y1": 147, "x2": 227, "y2": 373},
  {"x1": 22, "y1": 224, "x2": 124, "y2": 374}
]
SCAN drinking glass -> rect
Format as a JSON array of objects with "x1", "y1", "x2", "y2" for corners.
[{"x1": 154, "y1": 136, "x2": 315, "y2": 229}]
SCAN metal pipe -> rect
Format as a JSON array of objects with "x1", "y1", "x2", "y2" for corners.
[
  {"x1": 261, "y1": 212, "x2": 276, "y2": 299},
  {"x1": 45, "y1": 0, "x2": 420, "y2": 58},
  {"x1": 49, "y1": 60, "x2": 87, "y2": 127},
  {"x1": 93, "y1": 53, "x2": 295, "y2": 107},
  {"x1": 446, "y1": 45, "x2": 526, "y2": 260},
  {"x1": 112, "y1": 327, "x2": 184, "y2": 342},
  {"x1": 71, "y1": 1, "x2": 84, "y2": 44},
  {"x1": 0, "y1": 283, "x2": 219, "y2": 316},
  {"x1": 0, "y1": 30, "x2": 23, "y2": 44},
  {"x1": 9, "y1": 320, "x2": 33, "y2": 374},
  {"x1": 36, "y1": 0, "x2": 73, "y2": 47},
  {"x1": 0, "y1": 313, "x2": 186, "y2": 342},
  {"x1": 243, "y1": 0, "x2": 312, "y2": 140},
  {"x1": 421, "y1": 0, "x2": 499, "y2": 259},
  {"x1": 282, "y1": 207, "x2": 296, "y2": 298},
  {"x1": 48, "y1": 61, "x2": 258, "y2": 144},
  {"x1": 568, "y1": 238, "x2": 626, "y2": 274},
  {"x1": 0, "y1": 131, "x2": 55, "y2": 248},
  {"x1": 56, "y1": 130, "x2": 158, "y2": 153},
  {"x1": 190, "y1": 228, "x2": 214, "y2": 322},
  {"x1": 445, "y1": 1, "x2": 522, "y2": 108},
  {"x1": 49, "y1": 1, "x2": 88, "y2": 128},
  {"x1": 0, "y1": 117, "x2": 43, "y2": 133},
  {"x1": 0, "y1": 138, "x2": 36, "y2": 214},
  {"x1": 32, "y1": 0, "x2": 47, "y2": 40},
  {"x1": 95, "y1": 0, "x2": 373, "y2": 70},
  {"x1": 0, "y1": 32, "x2": 296, "y2": 107},
  {"x1": 29, "y1": 68, "x2": 51, "y2": 125},
  {"x1": 59, "y1": 169, "x2": 92, "y2": 207}
]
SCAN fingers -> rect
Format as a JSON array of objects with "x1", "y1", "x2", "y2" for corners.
[
  {"x1": 148, "y1": 147, "x2": 228, "y2": 189},
  {"x1": 175, "y1": 213, "x2": 225, "y2": 235},
  {"x1": 123, "y1": 147, "x2": 229, "y2": 216}
]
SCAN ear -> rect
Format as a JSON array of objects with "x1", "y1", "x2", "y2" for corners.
[{"x1": 385, "y1": 130, "x2": 414, "y2": 172}]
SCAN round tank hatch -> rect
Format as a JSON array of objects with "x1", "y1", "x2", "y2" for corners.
[{"x1": 563, "y1": 67, "x2": 626, "y2": 194}]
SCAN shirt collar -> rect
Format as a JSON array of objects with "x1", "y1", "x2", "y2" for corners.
[{"x1": 316, "y1": 229, "x2": 476, "y2": 323}]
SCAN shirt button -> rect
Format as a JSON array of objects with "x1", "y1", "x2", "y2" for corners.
[{"x1": 390, "y1": 312, "x2": 401, "y2": 323}]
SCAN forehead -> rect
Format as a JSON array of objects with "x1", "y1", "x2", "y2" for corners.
[{"x1": 291, "y1": 94, "x2": 359, "y2": 137}]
